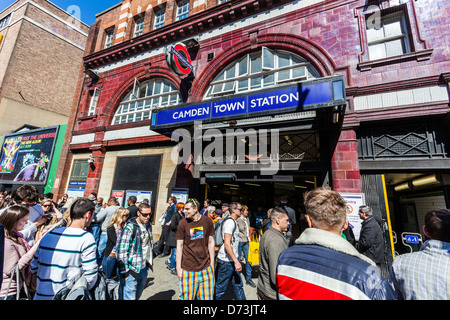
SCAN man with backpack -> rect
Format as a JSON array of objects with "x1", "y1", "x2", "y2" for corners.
[
  {"x1": 117, "y1": 202, "x2": 153, "y2": 300},
  {"x1": 215, "y1": 202, "x2": 246, "y2": 300},
  {"x1": 176, "y1": 198, "x2": 215, "y2": 300}
]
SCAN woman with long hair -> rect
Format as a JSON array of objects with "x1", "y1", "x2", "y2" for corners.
[
  {"x1": 0, "y1": 206, "x2": 41, "y2": 299},
  {"x1": 102, "y1": 207, "x2": 129, "y2": 279}
]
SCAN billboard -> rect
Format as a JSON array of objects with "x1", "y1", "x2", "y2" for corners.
[{"x1": 0, "y1": 126, "x2": 59, "y2": 184}]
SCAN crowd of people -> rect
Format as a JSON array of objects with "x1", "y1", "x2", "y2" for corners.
[{"x1": 0, "y1": 184, "x2": 449, "y2": 301}]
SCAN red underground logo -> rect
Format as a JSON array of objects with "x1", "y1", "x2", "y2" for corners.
[{"x1": 166, "y1": 42, "x2": 194, "y2": 76}]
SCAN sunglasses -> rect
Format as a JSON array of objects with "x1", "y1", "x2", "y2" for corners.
[{"x1": 139, "y1": 212, "x2": 151, "y2": 217}]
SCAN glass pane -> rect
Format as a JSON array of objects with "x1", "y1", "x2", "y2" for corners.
[
  {"x1": 292, "y1": 55, "x2": 306, "y2": 64},
  {"x1": 263, "y1": 47, "x2": 274, "y2": 69},
  {"x1": 212, "y1": 84, "x2": 223, "y2": 94},
  {"x1": 293, "y1": 66, "x2": 306, "y2": 78},
  {"x1": 80, "y1": 163, "x2": 89, "y2": 178},
  {"x1": 161, "y1": 95, "x2": 169, "y2": 106},
  {"x1": 250, "y1": 54, "x2": 262, "y2": 74},
  {"x1": 278, "y1": 52, "x2": 290, "y2": 68},
  {"x1": 368, "y1": 42, "x2": 386, "y2": 60},
  {"x1": 127, "y1": 114, "x2": 134, "y2": 122},
  {"x1": 278, "y1": 70, "x2": 290, "y2": 82},
  {"x1": 225, "y1": 65, "x2": 236, "y2": 79},
  {"x1": 238, "y1": 56, "x2": 248, "y2": 76},
  {"x1": 144, "y1": 99, "x2": 152, "y2": 109},
  {"x1": 135, "y1": 113, "x2": 143, "y2": 122},
  {"x1": 263, "y1": 74, "x2": 275, "y2": 86},
  {"x1": 366, "y1": 25, "x2": 385, "y2": 43},
  {"x1": 384, "y1": 18, "x2": 403, "y2": 38},
  {"x1": 143, "y1": 112, "x2": 150, "y2": 120},
  {"x1": 162, "y1": 81, "x2": 171, "y2": 93},
  {"x1": 154, "y1": 81, "x2": 162, "y2": 95},
  {"x1": 152, "y1": 97, "x2": 160, "y2": 107},
  {"x1": 113, "y1": 117, "x2": 120, "y2": 125},
  {"x1": 223, "y1": 81, "x2": 235, "y2": 92},
  {"x1": 120, "y1": 116, "x2": 126, "y2": 124},
  {"x1": 122, "y1": 104, "x2": 129, "y2": 113},
  {"x1": 250, "y1": 76, "x2": 261, "y2": 89},
  {"x1": 238, "y1": 79, "x2": 248, "y2": 92},
  {"x1": 136, "y1": 101, "x2": 144, "y2": 111},
  {"x1": 386, "y1": 38, "x2": 405, "y2": 57},
  {"x1": 129, "y1": 102, "x2": 136, "y2": 112},
  {"x1": 169, "y1": 94, "x2": 178, "y2": 104},
  {"x1": 147, "y1": 83, "x2": 154, "y2": 96}
]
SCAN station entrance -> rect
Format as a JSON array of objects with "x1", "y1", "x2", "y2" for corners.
[{"x1": 203, "y1": 172, "x2": 319, "y2": 239}]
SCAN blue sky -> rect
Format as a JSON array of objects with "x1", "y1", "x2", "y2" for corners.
[{"x1": 0, "y1": 0, "x2": 121, "y2": 26}]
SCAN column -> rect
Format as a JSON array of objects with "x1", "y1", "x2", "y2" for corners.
[{"x1": 331, "y1": 129, "x2": 361, "y2": 193}]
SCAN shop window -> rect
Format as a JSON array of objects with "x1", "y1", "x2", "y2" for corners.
[
  {"x1": 154, "y1": 7, "x2": 165, "y2": 29},
  {"x1": 204, "y1": 48, "x2": 320, "y2": 99},
  {"x1": 112, "y1": 78, "x2": 181, "y2": 125},
  {"x1": 133, "y1": 17, "x2": 144, "y2": 37},
  {"x1": 88, "y1": 87, "x2": 100, "y2": 116},
  {"x1": 104, "y1": 28, "x2": 114, "y2": 48},
  {"x1": 176, "y1": 0, "x2": 189, "y2": 21},
  {"x1": 366, "y1": 11, "x2": 410, "y2": 60}
]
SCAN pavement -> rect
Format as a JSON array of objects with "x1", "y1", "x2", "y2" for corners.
[{"x1": 139, "y1": 255, "x2": 259, "y2": 300}]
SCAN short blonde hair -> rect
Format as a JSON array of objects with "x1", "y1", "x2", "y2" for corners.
[{"x1": 303, "y1": 187, "x2": 347, "y2": 230}]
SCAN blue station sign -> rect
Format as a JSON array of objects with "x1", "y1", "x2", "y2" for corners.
[{"x1": 150, "y1": 75, "x2": 345, "y2": 130}]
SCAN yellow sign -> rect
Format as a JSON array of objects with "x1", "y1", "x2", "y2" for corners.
[{"x1": 0, "y1": 34, "x2": 3, "y2": 45}]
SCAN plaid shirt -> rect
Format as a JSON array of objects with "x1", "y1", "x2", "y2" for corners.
[
  {"x1": 117, "y1": 220, "x2": 153, "y2": 278},
  {"x1": 390, "y1": 240, "x2": 450, "y2": 300}
]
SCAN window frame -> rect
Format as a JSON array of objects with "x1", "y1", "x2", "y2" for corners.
[
  {"x1": 133, "y1": 17, "x2": 144, "y2": 38},
  {"x1": 154, "y1": 7, "x2": 165, "y2": 29},
  {"x1": 112, "y1": 78, "x2": 182, "y2": 126},
  {"x1": 104, "y1": 28, "x2": 114, "y2": 48},
  {"x1": 88, "y1": 87, "x2": 100, "y2": 116},
  {"x1": 176, "y1": 0, "x2": 190, "y2": 21}
]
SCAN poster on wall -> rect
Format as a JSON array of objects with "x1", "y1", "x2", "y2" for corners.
[
  {"x1": 125, "y1": 190, "x2": 152, "y2": 208},
  {"x1": 340, "y1": 192, "x2": 366, "y2": 241},
  {"x1": 67, "y1": 180, "x2": 86, "y2": 199},
  {"x1": 171, "y1": 188, "x2": 189, "y2": 204},
  {"x1": 112, "y1": 190, "x2": 125, "y2": 207},
  {"x1": 0, "y1": 127, "x2": 58, "y2": 184}
]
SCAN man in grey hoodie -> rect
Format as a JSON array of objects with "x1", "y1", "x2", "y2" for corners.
[{"x1": 257, "y1": 207, "x2": 290, "y2": 300}]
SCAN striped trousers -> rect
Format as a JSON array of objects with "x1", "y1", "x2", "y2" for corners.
[{"x1": 179, "y1": 266, "x2": 214, "y2": 300}]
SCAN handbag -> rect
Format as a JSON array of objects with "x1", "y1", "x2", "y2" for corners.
[
  {"x1": 248, "y1": 234, "x2": 260, "y2": 266},
  {"x1": 3, "y1": 263, "x2": 31, "y2": 300}
]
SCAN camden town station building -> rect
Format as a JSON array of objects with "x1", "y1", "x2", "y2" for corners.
[{"x1": 52, "y1": 0, "x2": 450, "y2": 275}]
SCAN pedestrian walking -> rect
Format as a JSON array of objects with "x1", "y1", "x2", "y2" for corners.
[
  {"x1": 357, "y1": 205, "x2": 385, "y2": 266},
  {"x1": 95, "y1": 197, "x2": 119, "y2": 264},
  {"x1": 30, "y1": 198, "x2": 98, "y2": 300},
  {"x1": 0, "y1": 206, "x2": 41, "y2": 300},
  {"x1": 156, "y1": 196, "x2": 176, "y2": 257},
  {"x1": 277, "y1": 187, "x2": 395, "y2": 300},
  {"x1": 257, "y1": 207, "x2": 289, "y2": 300},
  {"x1": 215, "y1": 201, "x2": 246, "y2": 300},
  {"x1": 176, "y1": 198, "x2": 215, "y2": 300},
  {"x1": 167, "y1": 202, "x2": 185, "y2": 275},
  {"x1": 200, "y1": 199, "x2": 210, "y2": 216},
  {"x1": 390, "y1": 209, "x2": 450, "y2": 300},
  {"x1": 117, "y1": 202, "x2": 153, "y2": 300},
  {"x1": 237, "y1": 205, "x2": 256, "y2": 288},
  {"x1": 102, "y1": 207, "x2": 129, "y2": 279}
]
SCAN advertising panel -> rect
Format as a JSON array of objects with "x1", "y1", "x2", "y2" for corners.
[
  {"x1": 340, "y1": 192, "x2": 366, "y2": 241},
  {"x1": 0, "y1": 126, "x2": 59, "y2": 184}
]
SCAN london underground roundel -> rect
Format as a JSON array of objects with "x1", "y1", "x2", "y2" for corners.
[{"x1": 166, "y1": 42, "x2": 195, "y2": 77}]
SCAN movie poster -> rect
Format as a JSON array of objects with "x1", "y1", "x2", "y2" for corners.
[{"x1": 0, "y1": 127, "x2": 58, "y2": 184}]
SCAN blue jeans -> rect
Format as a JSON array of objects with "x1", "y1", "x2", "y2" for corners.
[
  {"x1": 119, "y1": 267, "x2": 148, "y2": 300},
  {"x1": 102, "y1": 256, "x2": 118, "y2": 279},
  {"x1": 169, "y1": 247, "x2": 176, "y2": 269},
  {"x1": 215, "y1": 260, "x2": 246, "y2": 300},
  {"x1": 238, "y1": 241, "x2": 252, "y2": 282},
  {"x1": 97, "y1": 234, "x2": 107, "y2": 265}
]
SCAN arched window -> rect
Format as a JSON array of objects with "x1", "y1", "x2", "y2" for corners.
[
  {"x1": 204, "y1": 48, "x2": 321, "y2": 99},
  {"x1": 112, "y1": 78, "x2": 181, "y2": 125}
]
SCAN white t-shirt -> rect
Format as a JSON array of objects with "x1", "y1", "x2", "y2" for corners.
[{"x1": 217, "y1": 218, "x2": 239, "y2": 262}]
